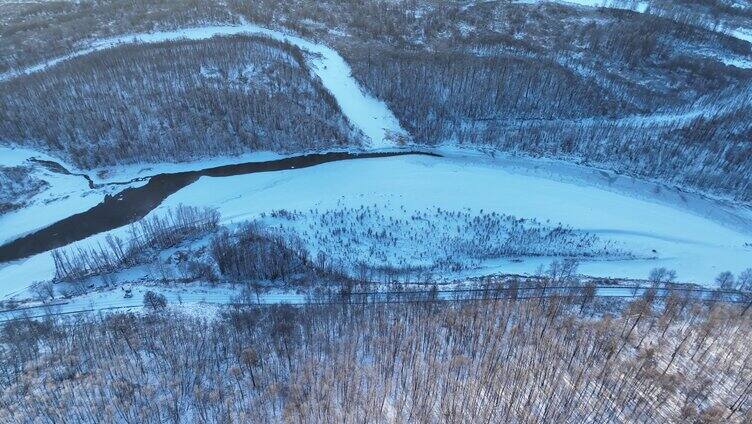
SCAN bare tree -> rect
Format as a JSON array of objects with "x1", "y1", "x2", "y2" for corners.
[
  {"x1": 143, "y1": 291, "x2": 167, "y2": 311},
  {"x1": 715, "y1": 271, "x2": 735, "y2": 290}
]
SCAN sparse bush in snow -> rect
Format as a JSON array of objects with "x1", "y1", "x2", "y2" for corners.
[
  {"x1": 43, "y1": 204, "x2": 629, "y2": 289},
  {"x1": 257, "y1": 206, "x2": 633, "y2": 281}
]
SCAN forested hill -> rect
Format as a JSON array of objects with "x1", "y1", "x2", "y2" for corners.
[{"x1": 0, "y1": 35, "x2": 358, "y2": 168}]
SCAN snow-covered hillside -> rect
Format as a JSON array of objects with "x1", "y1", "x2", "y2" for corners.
[
  {"x1": 515, "y1": 0, "x2": 649, "y2": 13},
  {"x1": 0, "y1": 22, "x2": 406, "y2": 149}
]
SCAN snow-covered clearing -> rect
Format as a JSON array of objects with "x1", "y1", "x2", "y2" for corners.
[
  {"x1": 2, "y1": 152, "x2": 751, "y2": 300},
  {"x1": 0, "y1": 283, "x2": 710, "y2": 321},
  {"x1": 0, "y1": 285, "x2": 308, "y2": 322},
  {"x1": 0, "y1": 22, "x2": 406, "y2": 149}
]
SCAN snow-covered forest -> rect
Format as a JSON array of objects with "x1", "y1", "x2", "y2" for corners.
[
  {"x1": 2, "y1": 297, "x2": 751, "y2": 422},
  {"x1": 338, "y1": 3, "x2": 752, "y2": 201},
  {"x1": 345, "y1": 46, "x2": 752, "y2": 200},
  {"x1": 3, "y1": 0, "x2": 752, "y2": 196},
  {"x1": 0, "y1": 36, "x2": 357, "y2": 168}
]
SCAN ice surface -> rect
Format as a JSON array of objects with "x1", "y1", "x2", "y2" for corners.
[{"x1": 156, "y1": 153, "x2": 752, "y2": 285}]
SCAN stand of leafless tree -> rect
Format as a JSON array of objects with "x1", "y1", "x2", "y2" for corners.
[
  {"x1": 3, "y1": 0, "x2": 751, "y2": 200},
  {"x1": 342, "y1": 43, "x2": 752, "y2": 201},
  {"x1": 0, "y1": 294, "x2": 750, "y2": 422},
  {"x1": 51, "y1": 205, "x2": 219, "y2": 282},
  {"x1": 1, "y1": 35, "x2": 358, "y2": 168}
]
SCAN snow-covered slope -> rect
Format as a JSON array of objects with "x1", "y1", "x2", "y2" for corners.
[
  {"x1": 516, "y1": 0, "x2": 752, "y2": 47},
  {"x1": 0, "y1": 22, "x2": 406, "y2": 149}
]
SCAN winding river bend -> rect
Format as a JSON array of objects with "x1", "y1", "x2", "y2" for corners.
[
  {"x1": 0, "y1": 151, "x2": 435, "y2": 263},
  {"x1": 0, "y1": 21, "x2": 415, "y2": 265},
  {"x1": 3, "y1": 21, "x2": 752, "y2": 293}
]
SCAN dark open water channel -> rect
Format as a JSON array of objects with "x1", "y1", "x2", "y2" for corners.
[{"x1": 0, "y1": 151, "x2": 436, "y2": 263}]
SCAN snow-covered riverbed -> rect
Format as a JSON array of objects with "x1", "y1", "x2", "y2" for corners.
[
  {"x1": 1, "y1": 21, "x2": 751, "y2": 304},
  {"x1": 2, "y1": 151, "x2": 751, "y2": 299},
  {"x1": 150, "y1": 152, "x2": 752, "y2": 284},
  {"x1": 0, "y1": 148, "x2": 103, "y2": 245}
]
